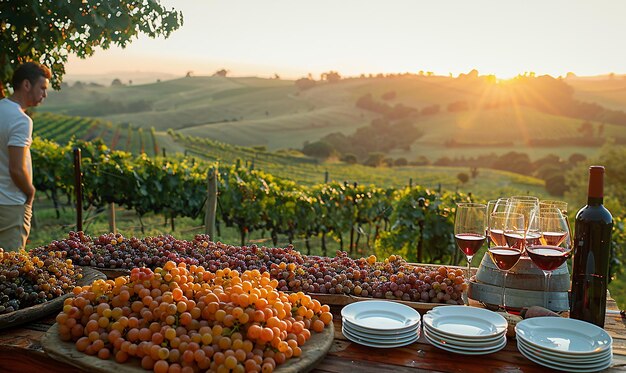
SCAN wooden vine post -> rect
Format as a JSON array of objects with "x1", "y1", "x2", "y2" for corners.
[
  {"x1": 73, "y1": 148, "x2": 82, "y2": 232},
  {"x1": 108, "y1": 203, "x2": 117, "y2": 234},
  {"x1": 205, "y1": 167, "x2": 218, "y2": 240}
]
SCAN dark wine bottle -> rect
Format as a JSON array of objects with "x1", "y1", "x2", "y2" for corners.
[{"x1": 570, "y1": 166, "x2": 613, "y2": 327}]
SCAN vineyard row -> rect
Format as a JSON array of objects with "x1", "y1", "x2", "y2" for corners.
[{"x1": 31, "y1": 137, "x2": 625, "y2": 273}]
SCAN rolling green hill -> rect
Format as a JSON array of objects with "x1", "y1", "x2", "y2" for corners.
[{"x1": 39, "y1": 74, "x2": 626, "y2": 163}]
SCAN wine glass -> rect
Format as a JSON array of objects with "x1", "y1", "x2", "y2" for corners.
[
  {"x1": 526, "y1": 210, "x2": 572, "y2": 310},
  {"x1": 488, "y1": 212, "x2": 509, "y2": 247},
  {"x1": 539, "y1": 199, "x2": 570, "y2": 233},
  {"x1": 487, "y1": 198, "x2": 508, "y2": 246},
  {"x1": 509, "y1": 195, "x2": 539, "y2": 204},
  {"x1": 488, "y1": 212, "x2": 524, "y2": 312},
  {"x1": 505, "y1": 200, "x2": 539, "y2": 250},
  {"x1": 539, "y1": 200, "x2": 568, "y2": 216},
  {"x1": 454, "y1": 203, "x2": 487, "y2": 305}
]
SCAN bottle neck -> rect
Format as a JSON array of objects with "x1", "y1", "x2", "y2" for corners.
[
  {"x1": 587, "y1": 196, "x2": 604, "y2": 206},
  {"x1": 587, "y1": 166, "x2": 604, "y2": 205}
]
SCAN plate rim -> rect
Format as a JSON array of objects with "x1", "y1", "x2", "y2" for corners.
[
  {"x1": 342, "y1": 326, "x2": 419, "y2": 348},
  {"x1": 516, "y1": 338, "x2": 612, "y2": 364},
  {"x1": 515, "y1": 317, "x2": 613, "y2": 355},
  {"x1": 424, "y1": 330, "x2": 507, "y2": 355},
  {"x1": 518, "y1": 342, "x2": 613, "y2": 372},
  {"x1": 341, "y1": 300, "x2": 421, "y2": 331},
  {"x1": 424, "y1": 324, "x2": 506, "y2": 347},
  {"x1": 342, "y1": 324, "x2": 419, "y2": 343}
]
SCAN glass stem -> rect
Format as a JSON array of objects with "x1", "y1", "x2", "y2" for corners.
[
  {"x1": 465, "y1": 256, "x2": 473, "y2": 306},
  {"x1": 502, "y1": 271, "x2": 508, "y2": 312},
  {"x1": 543, "y1": 271, "x2": 552, "y2": 309}
]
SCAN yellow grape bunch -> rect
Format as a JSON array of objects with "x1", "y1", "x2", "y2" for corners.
[
  {"x1": 0, "y1": 248, "x2": 81, "y2": 314},
  {"x1": 56, "y1": 261, "x2": 333, "y2": 373}
]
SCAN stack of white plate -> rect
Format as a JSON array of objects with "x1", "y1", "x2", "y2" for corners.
[
  {"x1": 422, "y1": 306, "x2": 508, "y2": 355},
  {"x1": 516, "y1": 317, "x2": 613, "y2": 372},
  {"x1": 341, "y1": 300, "x2": 421, "y2": 348}
]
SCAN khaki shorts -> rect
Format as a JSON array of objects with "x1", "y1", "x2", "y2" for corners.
[{"x1": 0, "y1": 204, "x2": 32, "y2": 251}]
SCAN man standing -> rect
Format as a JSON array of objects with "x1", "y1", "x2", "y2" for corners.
[{"x1": 0, "y1": 62, "x2": 51, "y2": 251}]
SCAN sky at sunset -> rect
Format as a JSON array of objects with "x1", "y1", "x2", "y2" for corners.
[{"x1": 65, "y1": 0, "x2": 626, "y2": 80}]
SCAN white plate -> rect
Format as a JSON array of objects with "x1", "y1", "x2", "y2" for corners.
[
  {"x1": 342, "y1": 317, "x2": 420, "y2": 335},
  {"x1": 341, "y1": 300, "x2": 421, "y2": 331},
  {"x1": 342, "y1": 325, "x2": 419, "y2": 344},
  {"x1": 423, "y1": 306, "x2": 507, "y2": 339},
  {"x1": 342, "y1": 326, "x2": 419, "y2": 348},
  {"x1": 515, "y1": 317, "x2": 612, "y2": 355},
  {"x1": 424, "y1": 329, "x2": 507, "y2": 355},
  {"x1": 344, "y1": 321, "x2": 420, "y2": 341},
  {"x1": 517, "y1": 338, "x2": 612, "y2": 364},
  {"x1": 518, "y1": 342, "x2": 613, "y2": 372},
  {"x1": 424, "y1": 324, "x2": 506, "y2": 348}
]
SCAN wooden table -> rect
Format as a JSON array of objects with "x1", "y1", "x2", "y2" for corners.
[{"x1": 1, "y1": 299, "x2": 624, "y2": 373}]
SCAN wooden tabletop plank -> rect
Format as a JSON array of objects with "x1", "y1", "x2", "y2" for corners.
[{"x1": 0, "y1": 296, "x2": 624, "y2": 372}]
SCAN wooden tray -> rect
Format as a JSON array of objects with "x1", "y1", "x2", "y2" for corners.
[
  {"x1": 0, "y1": 267, "x2": 106, "y2": 330},
  {"x1": 42, "y1": 321, "x2": 334, "y2": 373},
  {"x1": 308, "y1": 293, "x2": 454, "y2": 313},
  {"x1": 87, "y1": 267, "x2": 130, "y2": 280}
]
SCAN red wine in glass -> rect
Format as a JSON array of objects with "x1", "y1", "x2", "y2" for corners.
[
  {"x1": 525, "y1": 232, "x2": 542, "y2": 246},
  {"x1": 488, "y1": 246, "x2": 522, "y2": 271},
  {"x1": 454, "y1": 233, "x2": 486, "y2": 256},
  {"x1": 504, "y1": 231, "x2": 525, "y2": 249},
  {"x1": 542, "y1": 231, "x2": 568, "y2": 246},
  {"x1": 526, "y1": 245, "x2": 571, "y2": 271},
  {"x1": 489, "y1": 229, "x2": 506, "y2": 247}
]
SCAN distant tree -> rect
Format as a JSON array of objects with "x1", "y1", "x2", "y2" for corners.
[
  {"x1": 412, "y1": 155, "x2": 430, "y2": 166},
  {"x1": 434, "y1": 156, "x2": 452, "y2": 166},
  {"x1": 492, "y1": 152, "x2": 533, "y2": 175},
  {"x1": 394, "y1": 158, "x2": 408, "y2": 166},
  {"x1": 0, "y1": 1, "x2": 182, "y2": 97},
  {"x1": 533, "y1": 154, "x2": 561, "y2": 171},
  {"x1": 214, "y1": 69, "x2": 229, "y2": 77},
  {"x1": 457, "y1": 172, "x2": 469, "y2": 184},
  {"x1": 364, "y1": 152, "x2": 386, "y2": 167},
  {"x1": 302, "y1": 141, "x2": 337, "y2": 159},
  {"x1": 295, "y1": 78, "x2": 316, "y2": 90},
  {"x1": 111, "y1": 78, "x2": 123, "y2": 86},
  {"x1": 568, "y1": 153, "x2": 587, "y2": 166},
  {"x1": 545, "y1": 174, "x2": 567, "y2": 196},
  {"x1": 321, "y1": 71, "x2": 341, "y2": 83},
  {"x1": 342, "y1": 154, "x2": 358, "y2": 165},
  {"x1": 273, "y1": 73, "x2": 280, "y2": 80},
  {"x1": 186, "y1": 71, "x2": 193, "y2": 77}
]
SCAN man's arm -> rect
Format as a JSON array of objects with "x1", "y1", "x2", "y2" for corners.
[{"x1": 8, "y1": 145, "x2": 35, "y2": 205}]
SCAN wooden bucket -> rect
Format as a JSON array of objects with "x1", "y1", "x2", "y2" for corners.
[{"x1": 468, "y1": 253, "x2": 570, "y2": 311}]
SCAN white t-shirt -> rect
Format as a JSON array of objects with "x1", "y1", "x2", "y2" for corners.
[{"x1": 0, "y1": 98, "x2": 33, "y2": 205}]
